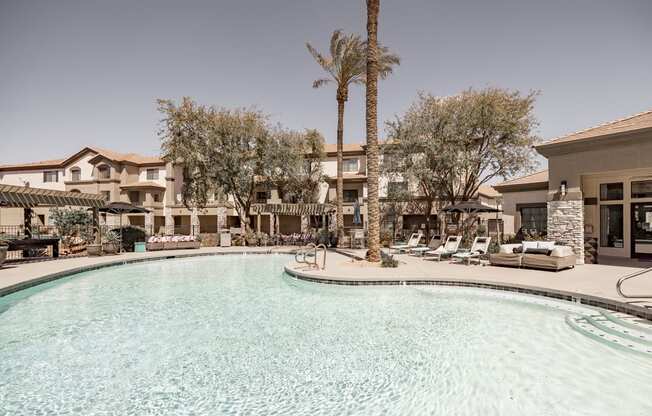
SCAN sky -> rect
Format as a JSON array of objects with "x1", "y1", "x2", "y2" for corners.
[{"x1": 1, "y1": 0, "x2": 651, "y2": 168}]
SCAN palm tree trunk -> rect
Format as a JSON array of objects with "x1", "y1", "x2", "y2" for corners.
[
  {"x1": 365, "y1": 0, "x2": 381, "y2": 262},
  {"x1": 336, "y1": 98, "x2": 345, "y2": 245}
]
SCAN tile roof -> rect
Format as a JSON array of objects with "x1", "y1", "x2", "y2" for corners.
[
  {"x1": 494, "y1": 170, "x2": 549, "y2": 191},
  {"x1": 324, "y1": 143, "x2": 364, "y2": 153},
  {"x1": 0, "y1": 158, "x2": 66, "y2": 170},
  {"x1": 476, "y1": 184, "x2": 500, "y2": 198},
  {"x1": 538, "y1": 109, "x2": 652, "y2": 148},
  {"x1": 120, "y1": 181, "x2": 166, "y2": 189},
  {"x1": 0, "y1": 147, "x2": 163, "y2": 171}
]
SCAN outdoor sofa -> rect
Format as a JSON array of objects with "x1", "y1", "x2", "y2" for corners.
[
  {"x1": 147, "y1": 235, "x2": 201, "y2": 251},
  {"x1": 490, "y1": 241, "x2": 576, "y2": 271}
]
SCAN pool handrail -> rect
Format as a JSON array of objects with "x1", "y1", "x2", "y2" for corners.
[{"x1": 616, "y1": 266, "x2": 652, "y2": 298}]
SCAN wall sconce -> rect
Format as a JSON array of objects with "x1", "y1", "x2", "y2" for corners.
[{"x1": 560, "y1": 180, "x2": 567, "y2": 196}]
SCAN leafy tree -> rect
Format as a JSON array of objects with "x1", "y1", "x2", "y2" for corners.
[
  {"x1": 158, "y1": 98, "x2": 270, "y2": 233},
  {"x1": 385, "y1": 87, "x2": 539, "y2": 229},
  {"x1": 50, "y1": 207, "x2": 94, "y2": 251},
  {"x1": 307, "y1": 29, "x2": 399, "y2": 245},
  {"x1": 261, "y1": 128, "x2": 326, "y2": 203}
]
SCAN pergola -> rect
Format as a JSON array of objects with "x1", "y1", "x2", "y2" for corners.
[
  {"x1": 0, "y1": 184, "x2": 107, "y2": 257},
  {"x1": 251, "y1": 203, "x2": 336, "y2": 234}
]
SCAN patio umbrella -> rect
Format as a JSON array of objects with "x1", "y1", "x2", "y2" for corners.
[
  {"x1": 96, "y1": 202, "x2": 150, "y2": 252},
  {"x1": 353, "y1": 200, "x2": 362, "y2": 226},
  {"x1": 440, "y1": 200, "x2": 501, "y2": 214}
]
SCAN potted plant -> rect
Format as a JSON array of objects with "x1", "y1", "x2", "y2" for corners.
[
  {"x1": 102, "y1": 230, "x2": 120, "y2": 255},
  {"x1": 0, "y1": 239, "x2": 9, "y2": 268}
]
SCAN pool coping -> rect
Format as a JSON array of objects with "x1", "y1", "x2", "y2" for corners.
[
  {"x1": 283, "y1": 264, "x2": 652, "y2": 322},
  {"x1": 0, "y1": 248, "x2": 297, "y2": 298}
]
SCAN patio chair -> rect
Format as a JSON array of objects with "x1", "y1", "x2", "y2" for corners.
[
  {"x1": 452, "y1": 236, "x2": 492, "y2": 265},
  {"x1": 390, "y1": 232, "x2": 423, "y2": 253},
  {"x1": 409, "y1": 235, "x2": 442, "y2": 256},
  {"x1": 423, "y1": 235, "x2": 461, "y2": 261}
]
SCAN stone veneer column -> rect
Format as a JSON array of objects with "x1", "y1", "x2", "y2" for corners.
[
  {"x1": 164, "y1": 207, "x2": 174, "y2": 236},
  {"x1": 216, "y1": 207, "x2": 227, "y2": 231},
  {"x1": 547, "y1": 198, "x2": 584, "y2": 265}
]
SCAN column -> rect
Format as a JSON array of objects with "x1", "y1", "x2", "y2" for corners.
[
  {"x1": 164, "y1": 207, "x2": 174, "y2": 235},
  {"x1": 144, "y1": 212, "x2": 154, "y2": 236},
  {"x1": 547, "y1": 198, "x2": 584, "y2": 265},
  {"x1": 301, "y1": 215, "x2": 309, "y2": 233},
  {"x1": 191, "y1": 207, "x2": 200, "y2": 236}
]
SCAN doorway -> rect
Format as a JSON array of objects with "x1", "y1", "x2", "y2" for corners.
[{"x1": 631, "y1": 203, "x2": 652, "y2": 258}]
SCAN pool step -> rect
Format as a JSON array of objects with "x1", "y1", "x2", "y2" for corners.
[
  {"x1": 565, "y1": 314, "x2": 652, "y2": 357},
  {"x1": 599, "y1": 311, "x2": 652, "y2": 335}
]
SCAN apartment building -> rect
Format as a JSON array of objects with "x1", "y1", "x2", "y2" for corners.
[{"x1": 0, "y1": 144, "x2": 501, "y2": 238}]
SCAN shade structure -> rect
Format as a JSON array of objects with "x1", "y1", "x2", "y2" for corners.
[
  {"x1": 97, "y1": 202, "x2": 150, "y2": 215},
  {"x1": 96, "y1": 202, "x2": 150, "y2": 253},
  {"x1": 440, "y1": 200, "x2": 501, "y2": 214},
  {"x1": 0, "y1": 184, "x2": 106, "y2": 208},
  {"x1": 251, "y1": 203, "x2": 336, "y2": 216}
]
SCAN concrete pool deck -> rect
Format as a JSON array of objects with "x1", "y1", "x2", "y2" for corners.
[
  {"x1": 1, "y1": 246, "x2": 651, "y2": 320},
  {"x1": 285, "y1": 249, "x2": 652, "y2": 320}
]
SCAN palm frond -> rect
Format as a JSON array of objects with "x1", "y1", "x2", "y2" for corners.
[
  {"x1": 306, "y1": 42, "x2": 331, "y2": 72},
  {"x1": 312, "y1": 78, "x2": 332, "y2": 89}
]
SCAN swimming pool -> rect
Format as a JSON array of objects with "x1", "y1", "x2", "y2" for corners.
[{"x1": 1, "y1": 254, "x2": 651, "y2": 415}]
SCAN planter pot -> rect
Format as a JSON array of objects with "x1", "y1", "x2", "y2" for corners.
[
  {"x1": 102, "y1": 243, "x2": 118, "y2": 255},
  {"x1": 0, "y1": 246, "x2": 7, "y2": 268},
  {"x1": 87, "y1": 244, "x2": 103, "y2": 257}
]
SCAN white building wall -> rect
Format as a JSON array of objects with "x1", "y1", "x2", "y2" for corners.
[
  {"x1": 0, "y1": 169, "x2": 66, "y2": 190},
  {"x1": 64, "y1": 152, "x2": 96, "y2": 181}
]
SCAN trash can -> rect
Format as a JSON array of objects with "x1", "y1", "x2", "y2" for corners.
[{"x1": 134, "y1": 242, "x2": 146, "y2": 253}]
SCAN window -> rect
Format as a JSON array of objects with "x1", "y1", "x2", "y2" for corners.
[
  {"x1": 343, "y1": 189, "x2": 359, "y2": 203},
  {"x1": 519, "y1": 205, "x2": 547, "y2": 234},
  {"x1": 600, "y1": 183, "x2": 623, "y2": 201},
  {"x1": 146, "y1": 169, "x2": 159, "y2": 180},
  {"x1": 97, "y1": 165, "x2": 110, "y2": 179},
  {"x1": 632, "y1": 180, "x2": 652, "y2": 199},
  {"x1": 388, "y1": 181, "x2": 408, "y2": 196},
  {"x1": 43, "y1": 171, "x2": 58, "y2": 183},
  {"x1": 71, "y1": 168, "x2": 81, "y2": 182},
  {"x1": 256, "y1": 191, "x2": 270, "y2": 203},
  {"x1": 129, "y1": 191, "x2": 140, "y2": 204},
  {"x1": 153, "y1": 193, "x2": 160, "y2": 203},
  {"x1": 600, "y1": 205, "x2": 624, "y2": 248},
  {"x1": 342, "y1": 159, "x2": 359, "y2": 173}
]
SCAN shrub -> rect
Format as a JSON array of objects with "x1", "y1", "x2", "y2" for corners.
[
  {"x1": 110, "y1": 226, "x2": 146, "y2": 252},
  {"x1": 50, "y1": 207, "x2": 94, "y2": 250},
  {"x1": 380, "y1": 251, "x2": 399, "y2": 268}
]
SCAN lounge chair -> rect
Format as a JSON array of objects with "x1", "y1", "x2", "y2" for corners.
[
  {"x1": 424, "y1": 235, "x2": 461, "y2": 261},
  {"x1": 409, "y1": 235, "x2": 442, "y2": 256},
  {"x1": 452, "y1": 236, "x2": 491, "y2": 265},
  {"x1": 390, "y1": 232, "x2": 423, "y2": 253}
]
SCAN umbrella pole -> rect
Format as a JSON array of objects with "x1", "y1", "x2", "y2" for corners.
[{"x1": 119, "y1": 213, "x2": 123, "y2": 253}]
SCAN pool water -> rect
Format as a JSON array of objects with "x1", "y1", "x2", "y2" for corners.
[{"x1": 1, "y1": 255, "x2": 651, "y2": 415}]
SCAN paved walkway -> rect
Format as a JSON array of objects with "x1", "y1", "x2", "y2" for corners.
[
  {"x1": 0, "y1": 246, "x2": 297, "y2": 296},
  {"x1": 285, "y1": 249, "x2": 652, "y2": 319}
]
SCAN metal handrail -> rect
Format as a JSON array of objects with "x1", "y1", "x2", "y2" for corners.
[
  {"x1": 616, "y1": 266, "x2": 652, "y2": 298},
  {"x1": 294, "y1": 243, "x2": 326, "y2": 270}
]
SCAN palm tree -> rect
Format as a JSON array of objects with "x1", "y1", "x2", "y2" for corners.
[
  {"x1": 307, "y1": 29, "x2": 399, "y2": 247},
  {"x1": 366, "y1": 0, "x2": 381, "y2": 262}
]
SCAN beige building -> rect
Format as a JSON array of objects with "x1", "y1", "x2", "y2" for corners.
[
  {"x1": 1, "y1": 143, "x2": 502, "y2": 239},
  {"x1": 496, "y1": 109, "x2": 652, "y2": 263}
]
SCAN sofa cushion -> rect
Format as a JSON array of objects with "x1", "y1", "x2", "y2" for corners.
[
  {"x1": 525, "y1": 247, "x2": 551, "y2": 255},
  {"x1": 538, "y1": 241, "x2": 556, "y2": 250},
  {"x1": 499, "y1": 244, "x2": 521, "y2": 254},
  {"x1": 550, "y1": 246, "x2": 574, "y2": 257},
  {"x1": 522, "y1": 241, "x2": 538, "y2": 251}
]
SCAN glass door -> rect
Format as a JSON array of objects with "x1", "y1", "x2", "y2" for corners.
[{"x1": 631, "y1": 203, "x2": 652, "y2": 258}]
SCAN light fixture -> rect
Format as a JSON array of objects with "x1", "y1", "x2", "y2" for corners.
[{"x1": 560, "y1": 180, "x2": 567, "y2": 196}]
